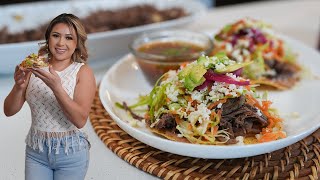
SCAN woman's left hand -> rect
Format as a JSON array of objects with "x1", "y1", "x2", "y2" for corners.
[{"x1": 31, "y1": 66, "x2": 63, "y2": 92}]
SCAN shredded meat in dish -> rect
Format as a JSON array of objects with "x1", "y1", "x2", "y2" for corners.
[{"x1": 0, "y1": 5, "x2": 187, "y2": 44}]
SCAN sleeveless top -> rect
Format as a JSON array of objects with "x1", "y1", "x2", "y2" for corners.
[{"x1": 25, "y1": 62, "x2": 87, "y2": 154}]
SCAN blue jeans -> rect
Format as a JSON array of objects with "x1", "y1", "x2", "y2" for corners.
[{"x1": 25, "y1": 135, "x2": 90, "y2": 180}]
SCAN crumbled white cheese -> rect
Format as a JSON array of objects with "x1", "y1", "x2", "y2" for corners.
[
  {"x1": 210, "y1": 56, "x2": 218, "y2": 61},
  {"x1": 236, "y1": 136, "x2": 244, "y2": 145},
  {"x1": 235, "y1": 86, "x2": 244, "y2": 94},
  {"x1": 215, "y1": 63, "x2": 226, "y2": 70},
  {"x1": 263, "y1": 69, "x2": 277, "y2": 76},
  {"x1": 229, "y1": 91, "x2": 238, "y2": 97},
  {"x1": 191, "y1": 90, "x2": 204, "y2": 102},
  {"x1": 204, "y1": 60, "x2": 210, "y2": 68},
  {"x1": 217, "y1": 103, "x2": 222, "y2": 109},
  {"x1": 208, "y1": 81, "x2": 246, "y2": 101},
  {"x1": 226, "y1": 43, "x2": 233, "y2": 52},
  {"x1": 256, "y1": 108, "x2": 262, "y2": 116},
  {"x1": 264, "y1": 52, "x2": 273, "y2": 59},
  {"x1": 228, "y1": 84, "x2": 237, "y2": 90},
  {"x1": 226, "y1": 73, "x2": 242, "y2": 81},
  {"x1": 231, "y1": 49, "x2": 241, "y2": 59},
  {"x1": 234, "y1": 53, "x2": 244, "y2": 62},
  {"x1": 185, "y1": 101, "x2": 195, "y2": 112},
  {"x1": 237, "y1": 39, "x2": 250, "y2": 48},
  {"x1": 188, "y1": 103, "x2": 211, "y2": 125},
  {"x1": 177, "y1": 134, "x2": 183, "y2": 138},
  {"x1": 161, "y1": 70, "x2": 178, "y2": 84},
  {"x1": 165, "y1": 84, "x2": 179, "y2": 102},
  {"x1": 242, "y1": 49, "x2": 250, "y2": 56},
  {"x1": 255, "y1": 134, "x2": 262, "y2": 140}
]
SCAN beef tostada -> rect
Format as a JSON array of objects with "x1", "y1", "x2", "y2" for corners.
[
  {"x1": 119, "y1": 54, "x2": 286, "y2": 145},
  {"x1": 19, "y1": 53, "x2": 49, "y2": 69},
  {"x1": 212, "y1": 18, "x2": 301, "y2": 90}
]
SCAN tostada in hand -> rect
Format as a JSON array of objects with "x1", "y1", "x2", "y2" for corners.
[{"x1": 19, "y1": 53, "x2": 49, "y2": 69}]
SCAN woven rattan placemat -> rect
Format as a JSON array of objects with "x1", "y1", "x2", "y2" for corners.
[{"x1": 90, "y1": 91, "x2": 320, "y2": 180}]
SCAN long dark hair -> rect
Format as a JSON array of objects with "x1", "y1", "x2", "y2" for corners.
[{"x1": 38, "y1": 13, "x2": 88, "y2": 63}]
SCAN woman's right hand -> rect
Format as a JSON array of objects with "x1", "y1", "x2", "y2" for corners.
[
  {"x1": 4, "y1": 65, "x2": 31, "y2": 116},
  {"x1": 14, "y1": 65, "x2": 30, "y2": 90}
]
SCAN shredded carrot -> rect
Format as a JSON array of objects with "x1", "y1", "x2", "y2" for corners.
[
  {"x1": 211, "y1": 126, "x2": 218, "y2": 136},
  {"x1": 191, "y1": 100, "x2": 198, "y2": 107},
  {"x1": 273, "y1": 53, "x2": 284, "y2": 62},
  {"x1": 245, "y1": 86, "x2": 251, "y2": 91},
  {"x1": 166, "y1": 97, "x2": 171, "y2": 103},
  {"x1": 175, "y1": 116, "x2": 182, "y2": 125},
  {"x1": 144, "y1": 113, "x2": 150, "y2": 120},
  {"x1": 266, "y1": 118, "x2": 275, "y2": 128},
  {"x1": 187, "y1": 123, "x2": 192, "y2": 130},
  {"x1": 264, "y1": 44, "x2": 273, "y2": 53},
  {"x1": 277, "y1": 41, "x2": 284, "y2": 56},
  {"x1": 180, "y1": 62, "x2": 189, "y2": 68},
  {"x1": 245, "y1": 94, "x2": 263, "y2": 109},
  {"x1": 217, "y1": 109, "x2": 222, "y2": 117},
  {"x1": 230, "y1": 22, "x2": 242, "y2": 34},
  {"x1": 185, "y1": 95, "x2": 192, "y2": 102},
  {"x1": 258, "y1": 131, "x2": 286, "y2": 143},
  {"x1": 262, "y1": 100, "x2": 272, "y2": 111},
  {"x1": 245, "y1": 94, "x2": 282, "y2": 128},
  {"x1": 210, "y1": 111, "x2": 217, "y2": 119},
  {"x1": 207, "y1": 99, "x2": 227, "y2": 110},
  {"x1": 170, "y1": 110, "x2": 177, "y2": 115}
]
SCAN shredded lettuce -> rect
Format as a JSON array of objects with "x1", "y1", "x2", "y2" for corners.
[{"x1": 243, "y1": 51, "x2": 265, "y2": 79}]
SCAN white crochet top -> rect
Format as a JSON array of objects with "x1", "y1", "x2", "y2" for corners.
[{"x1": 25, "y1": 62, "x2": 86, "y2": 154}]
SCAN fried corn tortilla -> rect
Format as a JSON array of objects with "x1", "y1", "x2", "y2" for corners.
[
  {"x1": 19, "y1": 53, "x2": 48, "y2": 68},
  {"x1": 212, "y1": 18, "x2": 301, "y2": 90},
  {"x1": 122, "y1": 55, "x2": 286, "y2": 145},
  {"x1": 150, "y1": 128, "x2": 189, "y2": 143}
]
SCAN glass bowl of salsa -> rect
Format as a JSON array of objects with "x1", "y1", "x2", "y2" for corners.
[{"x1": 129, "y1": 30, "x2": 213, "y2": 85}]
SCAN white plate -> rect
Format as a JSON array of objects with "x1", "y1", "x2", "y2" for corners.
[
  {"x1": 99, "y1": 36, "x2": 320, "y2": 159},
  {"x1": 0, "y1": 0, "x2": 206, "y2": 74}
]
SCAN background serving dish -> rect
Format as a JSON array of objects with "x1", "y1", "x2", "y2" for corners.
[
  {"x1": 0, "y1": 0, "x2": 206, "y2": 74},
  {"x1": 129, "y1": 30, "x2": 213, "y2": 85}
]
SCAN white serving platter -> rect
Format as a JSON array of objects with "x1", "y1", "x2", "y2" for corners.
[{"x1": 99, "y1": 34, "x2": 320, "y2": 159}]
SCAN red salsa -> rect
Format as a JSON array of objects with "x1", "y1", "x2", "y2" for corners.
[
  {"x1": 136, "y1": 41, "x2": 207, "y2": 84},
  {"x1": 138, "y1": 41, "x2": 205, "y2": 57}
]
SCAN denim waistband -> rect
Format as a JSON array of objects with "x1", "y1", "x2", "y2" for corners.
[{"x1": 25, "y1": 128, "x2": 90, "y2": 155}]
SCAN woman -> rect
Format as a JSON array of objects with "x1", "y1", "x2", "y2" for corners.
[{"x1": 4, "y1": 13, "x2": 96, "y2": 180}]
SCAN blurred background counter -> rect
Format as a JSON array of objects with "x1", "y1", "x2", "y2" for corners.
[{"x1": 187, "y1": 0, "x2": 319, "y2": 50}]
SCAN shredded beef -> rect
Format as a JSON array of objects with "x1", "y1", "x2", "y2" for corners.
[
  {"x1": 0, "y1": 5, "x2": 187, "y2": 44},
  {"x1": 220, "y1": 96, "x2": 268, "y2": 139},
  {"x1": 216, "y1": 137, "x2": 238, "y2": 145},
  {"x1": 221, "y1": 95, "x2": 245, "y2": 115},
  {"x1": 155, "y1": 113, "x2": 176, "y2": 131},
  {"x1": 123, "y1": 102, "x2": 143, "y2": 121},
  {"x1": 265, "y1": 59, "x2": 298, "y2": 79},
  {"x1": 263, "y1": 59, "x2": 300, "y2": 88}
]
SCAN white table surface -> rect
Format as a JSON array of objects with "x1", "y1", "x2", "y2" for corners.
[{"x1": 0, "y1": 0, "x2": 319, "y2": 179}]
